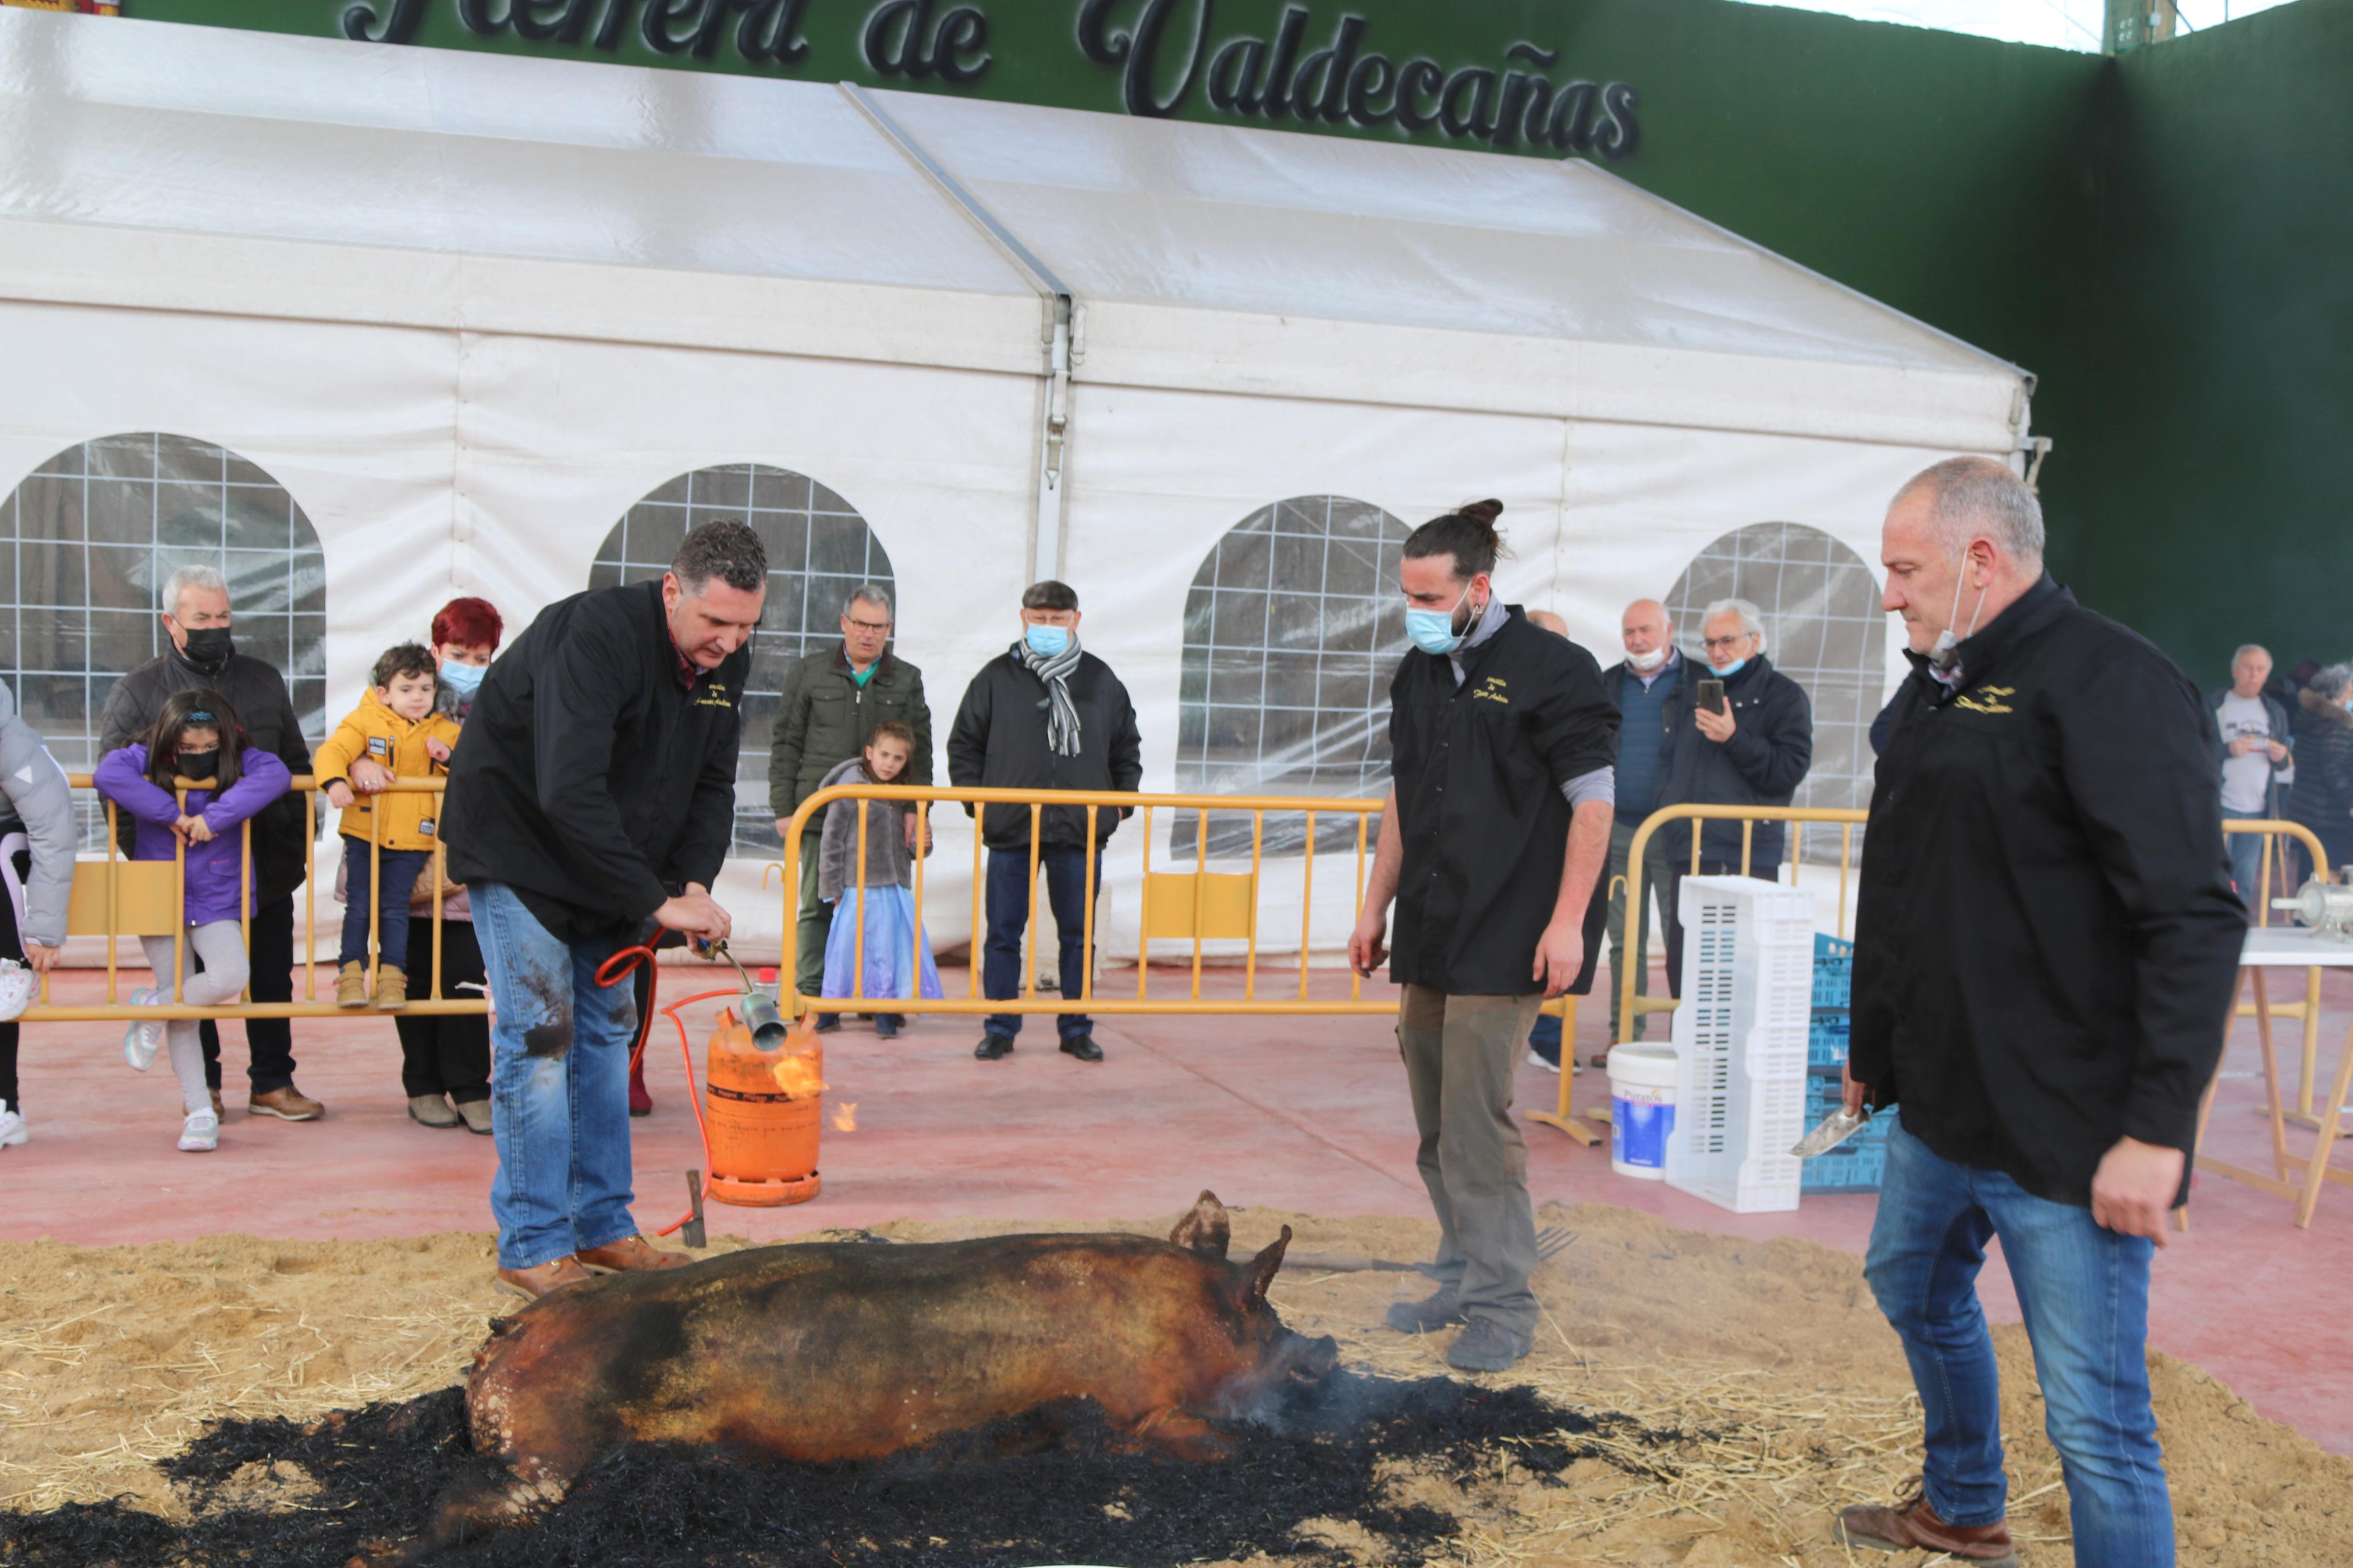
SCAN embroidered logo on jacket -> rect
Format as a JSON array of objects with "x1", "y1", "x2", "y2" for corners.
[
  {"x1": 1473, "y1": 675, "x2": 1510, "y2": 706},
  {"x1": 693, "y1": 684, "x2": 737, "y2": 710},
  {"x1": 1953, "y1": 685, "x2": 2017, "y2": 715}
]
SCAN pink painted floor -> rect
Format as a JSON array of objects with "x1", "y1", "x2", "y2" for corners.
[{"x1": 6, "y1": 959, "x2": 2351, "y2": 1456}]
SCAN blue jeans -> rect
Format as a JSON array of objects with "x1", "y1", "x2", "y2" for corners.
[
  {"x1": 471, "y1": 881, "x2": 642, "y2": 1270},
  {"x1": 341, "y1": 841, "x2": 430, "y2": 970},
  {"x1": 1865, "y1": 1119, "x2": 2173, "y2": 1566},
  {"x1": 983, "y1": 845, "x2": 1097, "y2": 1040},
  {"x1": 2225, "y1": 827, "x2": 2264, "y2": 911}
]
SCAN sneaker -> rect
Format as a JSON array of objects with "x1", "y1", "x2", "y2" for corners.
[
  {"x1": 1834, "y1": 1485, "x2": 2019, "y2": 1565},
  {"x1": 1445, "y1": 1317, "x2": 1532, "y2": 1373},
  {"x1": 178, "y1": 1109, "x2": 220, "y2": 1152},
  {"x1": 334, "y1": 961, "x2": 369, "y2": 1008},
  {"x1": 407, "y1": 1093, "x2": 461, "y2": 1129},
  {"x1": 123, "y1": 988, "x2": 166, "y2": 1071},
  {"x1": 1526, "y1": 1047, "x2": 1561, "y2": 1075},
  {"x1": 248, "y1": 1084, "x2": 325, "y2": 1121},
  {"x1": 374, "y1": 968, "x2": 410, "y2": 1011},
  {"x1": 874, "y1": 1014, "x2": 901, "y2": 1039},
  {"x1": 0, "y1": 1100, "x2": 26, "y2": 1148},
  {"x1": 1384, "y1": 1288, "x2": 1467, "y2": 1334},
  {"x1": 453, "y1": 1097, "x2": 493, "y2": 1135},
  {"x1": 974, "y1": 1033, "x2": 1013, "y2": 1060}
]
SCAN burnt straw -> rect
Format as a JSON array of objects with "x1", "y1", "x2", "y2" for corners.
[{"x1": 2, "y1": 1371, "x2": 1680, "y2": 1567}]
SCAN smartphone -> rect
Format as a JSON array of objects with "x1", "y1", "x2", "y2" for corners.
[{"x1": 1698, "y1": 678, "x2": 1726, "y2": 715}]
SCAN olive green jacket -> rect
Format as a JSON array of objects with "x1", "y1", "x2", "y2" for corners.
[{"x1": 766, "y1": 645, "x2": 933, "y2": 826}]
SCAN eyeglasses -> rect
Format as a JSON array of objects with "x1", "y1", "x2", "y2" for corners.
[
  {"x1": 1701, "y1": 634, "x2": 1755, "y2": 653},
  {"x1": 844, "y1": 618, "x2": 893, "y2": 634}
]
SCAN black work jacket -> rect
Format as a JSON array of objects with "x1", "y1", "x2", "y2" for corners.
[
  {"x1": 442, "y1": 582, "x2": 747, "y2": 945},
  {"x1": 1387, "y1": 608, "x2": 1619, "y2": 996},
  {"x1": 98, "y1": 650, "x2": 314, "y2": 902},
  {"x1": 1659, "y1": 655, "x2": 1813, "y2": 869},
  {"x1": 946, "y1": 648, "x2": 1142, "y2": 851},
  {"x1": 1850, "y1": 577, "x2": 2244, "y2": 1207}
]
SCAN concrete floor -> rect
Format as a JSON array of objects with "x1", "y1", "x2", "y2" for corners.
[{"x1": 6, "y1": 958, "x2": 2350, "y2": 1456}]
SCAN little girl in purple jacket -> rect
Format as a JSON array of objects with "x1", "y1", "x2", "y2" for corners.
[{"x1": 94, "y1": 690, "x2": 292, "y2": 1153}]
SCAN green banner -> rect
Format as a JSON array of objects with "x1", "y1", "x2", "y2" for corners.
[{"x1": 135, "y1": 0, "x2": 1644, "y2": 160}]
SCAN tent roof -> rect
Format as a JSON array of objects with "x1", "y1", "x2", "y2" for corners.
[
  {"x1": 0, "y1": 9, "x2": 2030, "y2": 446},
  {"x1": 875, "y1": 91, "x2": 2020, "y2": 381}
]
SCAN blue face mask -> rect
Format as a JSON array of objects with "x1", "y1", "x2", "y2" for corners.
[
  {"x1": 1024, "y1": 623, "x2": 1070, "y2": 659},
  {"x1": 1709, "y1": 656, "x2": 1747, "y2": 680},
  {"x1": 1405, "y1": 584, "x2": 1475, "y2": 657},
  {"x1": 439, "y1": 659, "x2": 486, "y2": 698}
]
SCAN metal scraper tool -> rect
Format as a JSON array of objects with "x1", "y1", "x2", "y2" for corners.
[{"x1": 1791, "y1": 1107, "x2": 1871, "y2": 1159}]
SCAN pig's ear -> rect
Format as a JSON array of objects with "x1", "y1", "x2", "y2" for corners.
[
  {"x1": 1240, "y1": 1225, "x2": 1292, "y2": 1304},
  {"x1": 1169, "y1": 1190, "x2": 1230, "y2": 1258}
]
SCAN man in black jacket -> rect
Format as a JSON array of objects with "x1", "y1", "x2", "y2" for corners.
[
  {"x1": 1348, "y1": 502, "x2": 1618, "y2": 1374},
  {"x1": 947, "y1": 581, "x2": 1141, "y2": 1063},
  {"x1": 98, "y1": 564, "x2": 320, "y2": 1122},
  {"x1": 1655, "y1": 599, "x2": 1811, "y2": 998},
  {"x1": 1835, "y1": 458, "x2": 2242, "y2": 1568},
  {"x1": 442, "y1": 521, "x2": 753, "y2": 1299}
]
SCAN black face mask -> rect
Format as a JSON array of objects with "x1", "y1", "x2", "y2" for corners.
[
  {"x1": 179, "y1": 627, "x2": 235, "y2": 672},
  {"x1": 176, "y1": 748, "x2": 221, "y2": 782}
]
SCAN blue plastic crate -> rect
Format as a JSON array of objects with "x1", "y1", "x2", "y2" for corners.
[
  {"x1": 1802, "y1": 1134, "x2": 1888, "y2": 1193},
  {"x1": 1813, "y1": 932, "x2": 1855, "y2": 1010},
  {"x1": 1808, "y1": 1011, "x2": 1851, "y2": 1069}
]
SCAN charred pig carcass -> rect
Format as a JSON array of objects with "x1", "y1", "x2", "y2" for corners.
[{"x1": 361, "y1": 1192, "x2": 1337, "y2": 1565}]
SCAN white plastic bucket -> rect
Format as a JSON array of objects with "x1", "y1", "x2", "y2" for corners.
[{"x1": 1608, "y1": 1043, "x2": 1679, "y2": 1179}]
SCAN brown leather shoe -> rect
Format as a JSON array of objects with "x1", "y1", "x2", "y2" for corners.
[
  {"x1": 576, "y1": 1235, "x2": 694, "y2": 1274},
  {"x1": 1836, "y1": 1487, "x2": 2018, "y2": 1566},
  {"x1": 208, "y1": 1087, "x2": 226, "y2": 1120},
  {"x1": 249, "y1": 1085, "x2": 324, "y2": 1121},
  {"x1": 493, "y1": 1256, "x2": 594, "y2": 1299}
]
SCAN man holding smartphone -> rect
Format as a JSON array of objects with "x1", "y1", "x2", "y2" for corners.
[{"x1": 1653, "y1": 598, "x2": 1812, "y2": 997}]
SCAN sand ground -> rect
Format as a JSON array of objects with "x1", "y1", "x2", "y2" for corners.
[{"x1": 3, "y1": 1203, "x2": 2345, "y2": 1566}]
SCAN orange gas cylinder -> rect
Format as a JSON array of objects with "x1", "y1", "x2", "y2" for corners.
[{"x1": 702, "y1": 1007, "x2": 822, "y2": 1206}]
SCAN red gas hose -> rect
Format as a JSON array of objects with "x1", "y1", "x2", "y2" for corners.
[{"x1": 594, "y1": 945, "x2": 740, "y2": 1241}]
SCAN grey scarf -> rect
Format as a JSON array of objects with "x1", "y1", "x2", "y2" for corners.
[{"x1": 1014, "y1": 634, "x2": 1084, "y2": 758}]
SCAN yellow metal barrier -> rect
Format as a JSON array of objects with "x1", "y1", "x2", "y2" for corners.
[
  {"x1": 779, "y1": 784, "x2": 1398, "y2": 1018},
  {"x1": 21, "y1": 774, "x2": 486, "y2": 1021}
]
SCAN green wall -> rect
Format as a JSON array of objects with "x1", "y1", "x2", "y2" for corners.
[
  {"x1": 113, "y1": 1, "x2": 2353, "y2": 676},
  {"x1": 2071, "y1": 0, "x2": 2353, "y2": 686}
]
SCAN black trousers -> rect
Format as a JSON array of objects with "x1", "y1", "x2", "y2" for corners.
[
  {"x1": 0, "y1": 850, "x2": 25, "y2": 1111},
  {"x1": 1661, "y1": 856, "x2": 1787, "y2": 999},
  {"x1": 395, "y1": 916, "x2": 490, "y2": 1103},
  {"x1": 197, "y1": 894, "x2": 297, "y2": 1096}
]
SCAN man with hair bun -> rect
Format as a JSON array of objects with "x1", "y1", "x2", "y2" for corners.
[
  {"x1": 442, "y1": 519, "x2": 760, "y2": 1298},
  {"x1": 1836, "y1": 456, "x2": 2242, "y2": 1567},
  {"x1": 1350, "y1": 500, "x2": 1619, "y2": 1373}
]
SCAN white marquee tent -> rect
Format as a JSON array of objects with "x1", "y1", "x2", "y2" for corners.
[{"x1": 0, "y1": 7, "x2": 2033, "y2": 962}]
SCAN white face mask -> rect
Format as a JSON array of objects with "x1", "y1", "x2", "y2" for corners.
[
  {"x1": 1928, "y1": 550, "x2": 1992, "y2": 670},
  {"x1": 1627, "y1": 646, "x2": 1668, "y2": 673}
]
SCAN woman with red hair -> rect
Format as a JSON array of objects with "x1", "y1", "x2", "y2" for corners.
[{"x1": 384, "y1": 597, "x2": 503, "y2": 1132}]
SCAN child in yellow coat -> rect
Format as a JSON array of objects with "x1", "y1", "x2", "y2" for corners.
[{"x1": 313, "y1": 645, "x2": 464, "y2": 1008}]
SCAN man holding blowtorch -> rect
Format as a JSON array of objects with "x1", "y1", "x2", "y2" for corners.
[
  {"x1": 1837, "y1": 458, "x2": 2243, "y2": 1567},
  {"x1": 442, "y1": 520, "x2": 764, "y2": 1300}
]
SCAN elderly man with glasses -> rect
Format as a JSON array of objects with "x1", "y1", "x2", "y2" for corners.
[
  {"x1": 1653, "y1": 598, "x2": 1813, "y2": 1003},
  {"x1": 769, "y1": 584, "x2": 934, "y2": 1031}
]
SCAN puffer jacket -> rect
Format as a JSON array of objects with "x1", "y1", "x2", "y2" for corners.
[
  {"x1": 2285, "y1": 688, "x2": 2353, "y2": 846},
  {"x1": 313, "y1": 689, "x2": 464, "y2": 851},
  {"x1": 93, "y1": 743, "x2": 293, "y2": 925},
  {"x1": 0, "y1": 681, "x2": 76, "y2": 948}
]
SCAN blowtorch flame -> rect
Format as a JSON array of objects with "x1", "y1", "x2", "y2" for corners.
[
  {"x1": 768, "y1": 1051, "x2": 826, "y2": 1098},
  {"x1": 832, "y1": 1102, "x2": 858, "y2": 1133}
]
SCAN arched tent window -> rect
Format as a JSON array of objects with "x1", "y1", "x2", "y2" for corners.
[
  {"x1": 1, "y1": 433, "x2": 327, "y2": 848},
  {"x1": 1177, "y1": 495, "x2": 1410, "y2": 857},
  {"x1": 1665, "y1": 521, "x2": 1886, "y2": 861},
  {"x1": 590, "y1": 463, "x2": 894, "y2": 856}
]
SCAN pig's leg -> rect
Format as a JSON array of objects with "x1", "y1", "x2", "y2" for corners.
[{"x1": 1127, "y1": 1406, "x2": 1231, "y2": 1462}]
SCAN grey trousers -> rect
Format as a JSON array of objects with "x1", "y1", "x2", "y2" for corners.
[
  {"x1": 1397, "y1": 984, "x2": 1543, "y2": 1339},
  {"x1": 1605, "y1": 819, "x2": 1674, "y2": 1042},
  {"x1": 794, "y1": 822, "x2": 833, "y2": 1003}
]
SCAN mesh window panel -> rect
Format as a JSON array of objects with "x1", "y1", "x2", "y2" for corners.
[
  {"x1": 1176, "y1": 496, "x2": 1409, "y2": 859},
  {"x1": 1666, "y1": 522, "x2": 1885, "y2": 866},
  {"x1": 1, "y1": 434, "x2": 328, "y2": 852},
  {"x1": 590, "y1": 464, "x2": 893, "y2": 856}
]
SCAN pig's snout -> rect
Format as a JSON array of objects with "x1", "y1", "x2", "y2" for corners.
[{"x1": 1283, "y1": 1333, "x2": 1340, "y2": 1384}]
